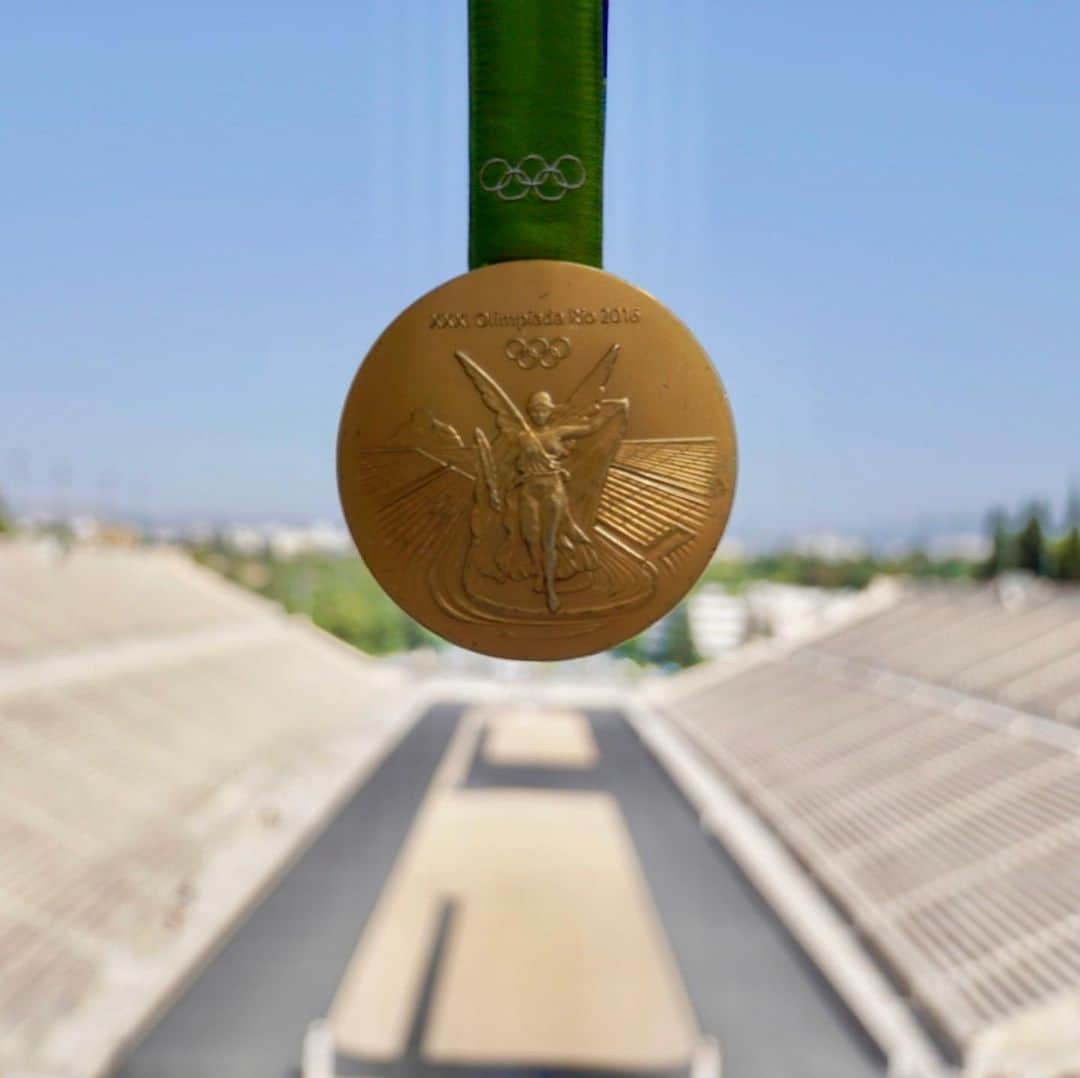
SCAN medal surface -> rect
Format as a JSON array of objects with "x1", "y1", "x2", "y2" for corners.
[{"x1": 338, "y1": 260, "x2": 736, "y2": 660}]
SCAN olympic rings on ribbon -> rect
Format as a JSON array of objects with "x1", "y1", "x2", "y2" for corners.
[
  {"x1": 479, "y1": 155, "x2": 587, "y2": 202},
  {"x1": 505, "y1": 337, "x2": 571, "y2": 369}
]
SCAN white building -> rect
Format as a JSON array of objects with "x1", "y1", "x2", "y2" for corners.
[{"x1": 687, "y1": 585, "x2": 750, "y2": 658}]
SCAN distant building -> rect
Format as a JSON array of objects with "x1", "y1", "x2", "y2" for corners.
[
  {"x1": 222, "y1": 523, "x2": 267, "y2": 554},
  {"x1": 925, "y1": 531, "x2": 992, "y2": 562},
  {"x1": 791, "y1": 531, "x2": 868, "y2": 561},
  {"x1": 266, "y1": 521, "x2": 352, "y2": 558},
  {"x1": 709, "y1": 535, "x2": 749, "y2": 563},
  {"x1": 217, "y1": 520, "x2": 354, "y2": 558},
  {"x1": 743, "y1": 580, "x2": 864, "y2": 639},
  {"x1": 689, "y1": 581, "x2": 873, "y2": 656},
  {"x1": 687, "y1": 585, "x2": 749, "y2": 657}
]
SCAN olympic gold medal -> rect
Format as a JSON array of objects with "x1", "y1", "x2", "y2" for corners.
[{"x1": 337, "y1": 260, "x2": 736, "y2": 661}]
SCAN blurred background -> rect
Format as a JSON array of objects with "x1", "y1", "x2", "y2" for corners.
[{"x1": 2, "y1": 3, "x2": 1079, "y2": 1077}]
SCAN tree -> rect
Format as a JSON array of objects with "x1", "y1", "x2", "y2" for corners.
[
  {"x1": 1058, "y1": 528, "x2": 1080, "y2": 581},
  {"x1": 979, "y1": 508, "x2": 1011, "y2": 579},
  {"x1": 663, "y1": 603, "x2": 701, "y2": 668},
  {"x1": 1066, "y1": 483, "x2": 1080, "y2": 530},
  {"x1": 0, "y1": 489, "x2": 11, "y2": 534},
  {"x1": 612, "y1": 633, "x2": 650, "y2": 665},
  {"x1": 1015, "y1": 508, "x2": 1049, "y2": 576}
]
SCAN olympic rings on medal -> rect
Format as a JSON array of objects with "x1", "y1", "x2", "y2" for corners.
[
  {"x1": 479, "y1": 155, "x2": 587, "y2": 202},
  {"x1": 505, "y1": 337, "x2": 571, "y2": 369}
]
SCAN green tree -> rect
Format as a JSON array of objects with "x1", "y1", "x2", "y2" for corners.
[
  {"x1": 0, "y1": 494, "x2": 9, "y2": 534},
  {"x1": 663, "y1": 603, "x2": 701, "y2": 668},
  {"x1": 1066, "y1": 483, "x2": 1080, "y2": 531},
  {"x1": 612, "y1": 633, "x2": 650, "y2": 665},
  {"x1": 1058, "y1": 528, "x2": 1080, "y2": 581},
  {"x1": 1015, "y1": 506, "x2": 1049, "y2": 576},
  {"x1": 1058, "y1": 485, "x2": 1080, "y2": 581},
  {"x1": 979, "y1": 508, "x2": 1011, "y2": 579}
]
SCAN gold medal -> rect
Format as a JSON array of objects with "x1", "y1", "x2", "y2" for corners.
[{"x1": 338, "y1": 260, "x2": 736, "y2": 660}]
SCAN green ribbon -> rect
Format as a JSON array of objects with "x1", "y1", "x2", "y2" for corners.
[{"x1": 468, "y1": 0, "x2": 606, "y2": 269}]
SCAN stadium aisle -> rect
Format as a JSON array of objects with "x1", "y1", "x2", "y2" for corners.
[{"x1": 118, "y1": 704, "x2": 885, "y2": 1078}]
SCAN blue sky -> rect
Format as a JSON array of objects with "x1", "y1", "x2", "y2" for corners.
[{"x1": 3, "y1": 2, "x2": 1078, "y2": 542}]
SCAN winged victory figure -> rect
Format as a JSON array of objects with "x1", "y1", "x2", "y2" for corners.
[{"x1": 456, "y1": 347, "x2": 628, "y2": 613}]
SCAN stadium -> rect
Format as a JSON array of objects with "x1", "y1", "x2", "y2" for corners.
[{"x1": 2, "y1": 539, "x2": 1078, "y2": 1077}]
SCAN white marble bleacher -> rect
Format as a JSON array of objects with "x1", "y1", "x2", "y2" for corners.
[
  {"x1": 655, "y1": 580, "x2": 1080, "y2": 1062},
  {"x1": 0, "y1": 540, "x2": 406, "y2": 1075}
]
